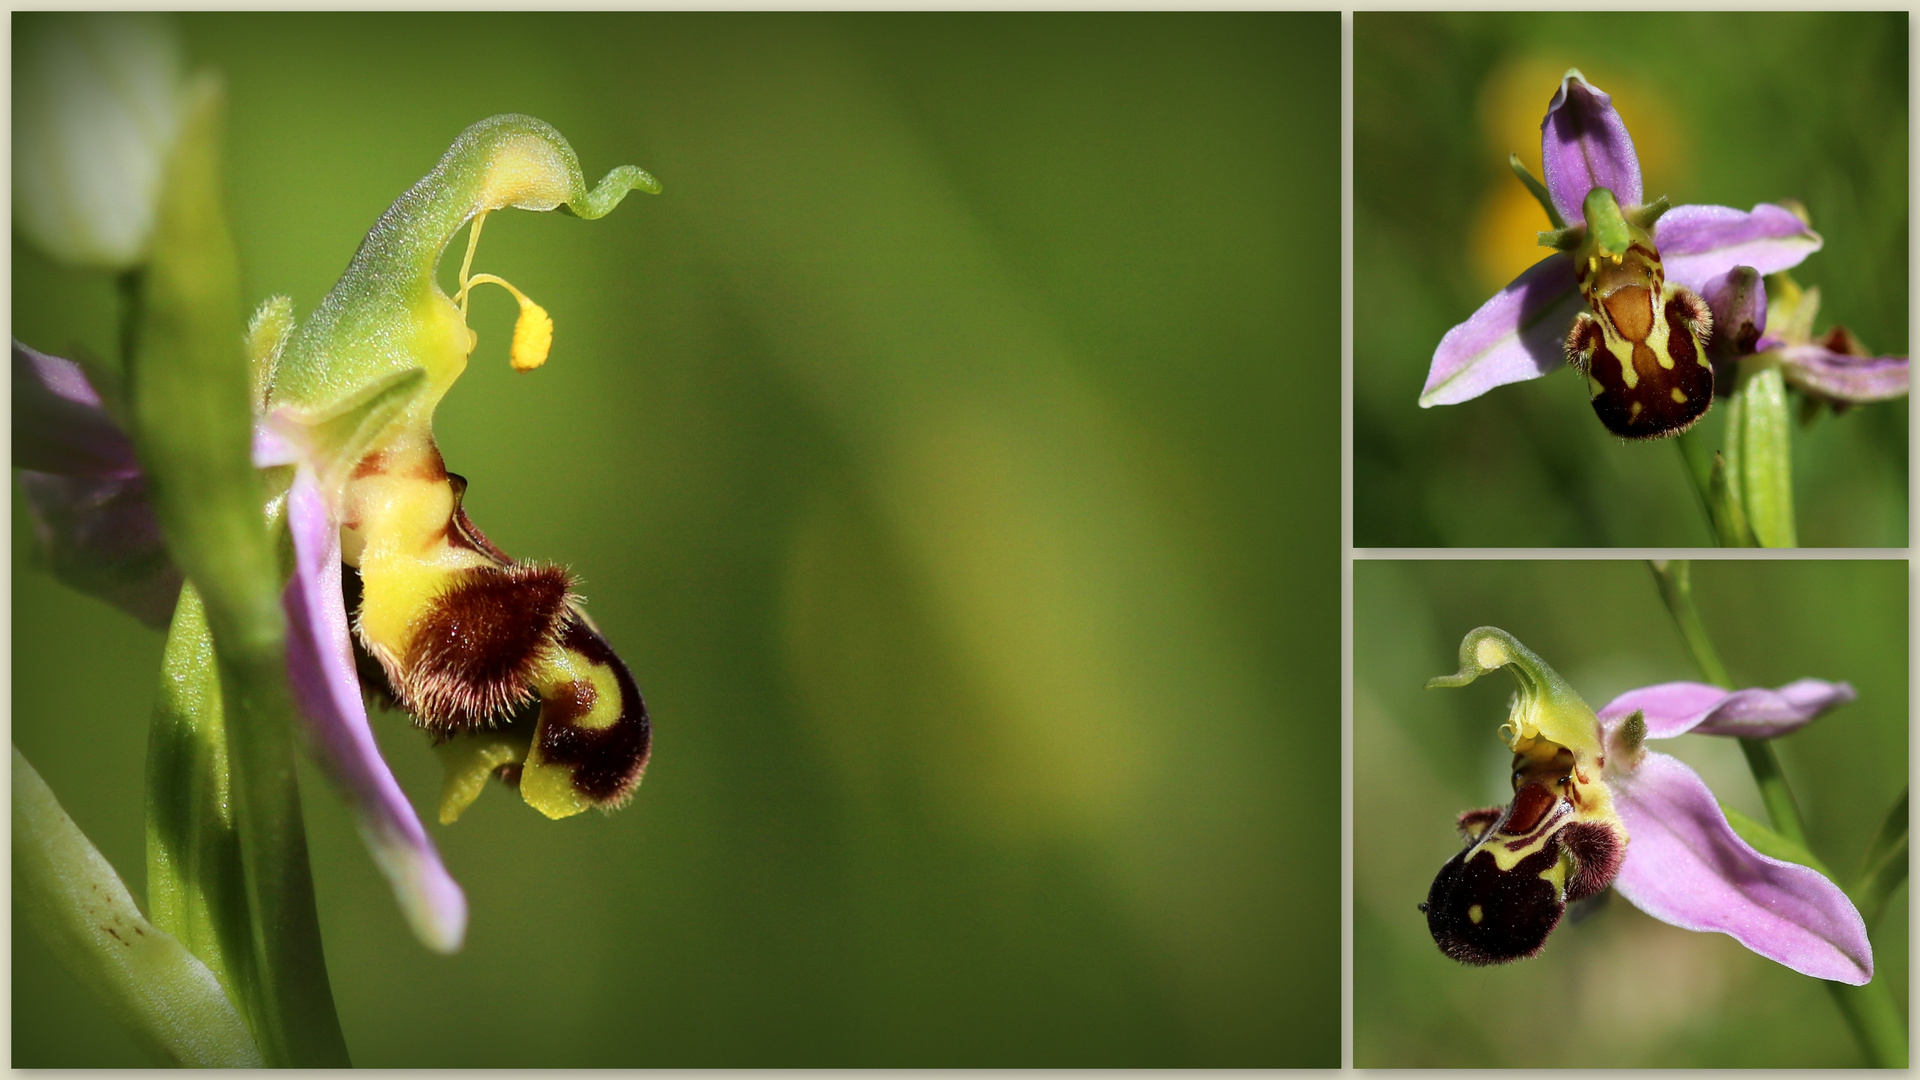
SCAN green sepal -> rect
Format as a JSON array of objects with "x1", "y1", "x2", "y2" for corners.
[
  {"x1": 15, "y1": 746, "x2": 263, "y2": 1067},
  {"x1": 270, "y1": 114, "x2": 660, "y2": 437},
  {"x1": 1509, "y1": 153, "x2": 1566, "y2": 231},
  {"x1": 245, "y1": 294, "x2": 295, "y2": 413},
  {"x1": 1427, "y1": 626, "x2": 1601, "y2": 758},
  {"x1": 145, "y1": 584, "x2": 256, "y2": 1032},
  {"x1": 1537, "y1": 225, "x2": 1584, "y2": 251},
  {"x1": 1722, "y1": 802, "x2": 1836, "y2": 883},
  {"x1": 1626, "y1": 195, "x2": 1672, "y2": 232}
]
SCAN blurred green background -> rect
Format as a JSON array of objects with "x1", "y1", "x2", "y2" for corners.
[
  {"x1": 1356, "y1": 12, "x2": 1908, "y2": 546},
  {"x1": 1355, "y1": 559, "x2": 1908, "y2": 1067},
  {"x1": 12, "y1": 13, "x2": 1340, "y2": 1067}
]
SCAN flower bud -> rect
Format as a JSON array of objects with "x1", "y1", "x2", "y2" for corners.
[{"x1": 13, "y1": 14, "x2": 186, "y2": 269}]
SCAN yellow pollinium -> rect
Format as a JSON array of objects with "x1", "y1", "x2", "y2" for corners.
[
  {"x1": 452, "y1": 211, "x2": 555, "y2": 373},
  {"x1": 509, "y1": 300, "x2": 552, "y2": 371}
]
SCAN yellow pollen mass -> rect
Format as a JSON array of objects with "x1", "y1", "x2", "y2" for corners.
[
  {"x1": 452, "y1": 211, "x2": 555, "y2": 373},
  {"x1": 510, "y1": 301, "x2": 553, "y2": 371}
]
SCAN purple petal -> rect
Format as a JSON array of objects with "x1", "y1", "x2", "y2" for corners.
[
  {"x1": 1611, "y1": 751, "x2": 1872, "y2": 984},
  {"x1": 251, "y1": 415, "x2": 300, "y2": 468},
  {"x1": 1779, "y1": 343, "x2": 1910, "y2": 404},
  {"x1": 1699, "y1": 266, "x2": 1766, "y2": 356},
  {"x1": 282, "y1": 469, "x2": 466, "y2": 953},
  {"x1": 1420, "y1": 254, "x2": 1582, "y2": 406},
  {"x1": 19, "y1": 469, "x2": 182, "y2": 628},
  {"x1": 1655, "y1": 204, "x2": 1822, "y2": 292},
  {"x1": 1597, "y1": 680, "x2": 1856, "y2": 740},
  {"x1": 14, "y1": 340, "x2": 139, "y2": 476},
  {"x1": 1541, "y1": 71, "x2": 1641, "y2": 226}
]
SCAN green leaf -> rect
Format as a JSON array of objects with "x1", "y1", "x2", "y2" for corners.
[
  {"x1": 1722, "y1": 802, "x2": 1833, "y2": 881},
  {"x1": 1708, "y1": 450, "x2": 1757, "y2": 547},
  {"x1": 145, "y1": 584, "x2": 257, "y2": 1025},
  {"x1": 1856, "y1": 787, "x2": 1908, "y2": 931},
  {"x1": 1724, "y1": 362, "x2": 1797, "y2": 548},
  {"x1": 14, "y1": 746, "x2": 262, "y2": 1067}
]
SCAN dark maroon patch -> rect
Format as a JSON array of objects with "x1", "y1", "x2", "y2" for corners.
[
  {"x1": 1456, "y1": 806, "x2": 1503, "y2": 838},
  {"x1": 443, "y1": 473, "x2": 515, "y2": 566},
  {"x1": 1422, "y1": 841, "x2": 1564, "y2": 965},
  {"x1": 1820, "y1": 325, "x2": 1868, "y2": 357},
  {"x1": 400, "y1": 562, "x2": 575, "y2": 730},
  {"x1": 534, "y1": 614, "x2": 651, "y2": 807},
  {"x1": 1503, "y1": 783, "x2": 1554, "y2": 836},
  {"x1": 1561, "y1": 820, "x2": 1625, "y2": 902},
  {"x1": 351, "y1": 450, "x2": 388, "y2": 479},
  {"x1": 1423, "y1": 776, "x2": 1628, "y2": 965},
  {"x1": 1564, "y1": 313, "x2": 1604, "y2": 379},
  {"x1": 1584, "y1": 291, "x2": 1714, "y2": 440}
]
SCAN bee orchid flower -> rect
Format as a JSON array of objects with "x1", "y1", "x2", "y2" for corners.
[
  {"x1": 1419, "y1": 70, "x2": 1827, "y2": 438},
  {"x1": 1421, "y1": 627, "x2": 1871, "y2": 986},
  {"x1": 15, "y1": 115, "x2": 659, "y2": 955}
]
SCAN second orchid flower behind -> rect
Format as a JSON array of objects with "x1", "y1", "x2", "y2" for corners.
[{"x1": 1421, "y1": 627, "x2": 1871, "y2": 985}]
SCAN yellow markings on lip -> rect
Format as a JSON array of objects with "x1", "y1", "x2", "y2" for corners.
[
  {"x1": 1467, "y1": 904, "x2": 1484, "y2": 925},
  {"x1": 1629, "y1": 401, "x2": 1643, "y2": 421},
  {"x1": 1540, "y1": 851, "x2": 1572, "y2": 899},
  {"x1": 1671, "y1": 388, "x2": 1688, "y2": 404},
  {"x1": 1614, "y1": 345, "x2": 1639, "y2": 390},
  {"x1": 531, "y1": 644, "x2": 625, "y2": 732}
]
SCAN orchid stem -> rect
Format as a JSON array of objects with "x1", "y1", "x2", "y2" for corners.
[
  {"x1": 1648, "y1": 560, "x2": 1807, "y2": 844},
  {"x1": 1647, "y1": 559, "x2": 1732, "y2": 686},
  {"x1": 1673, "y1": 432, "x2": 1718, "y2": 542},
  {"x1": 1649, "y1": 560, "x2": 1905, "y2": 1067},
  {"x1": 1829, "y1": 981, "x2": 1908, "y2": 1068}
]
